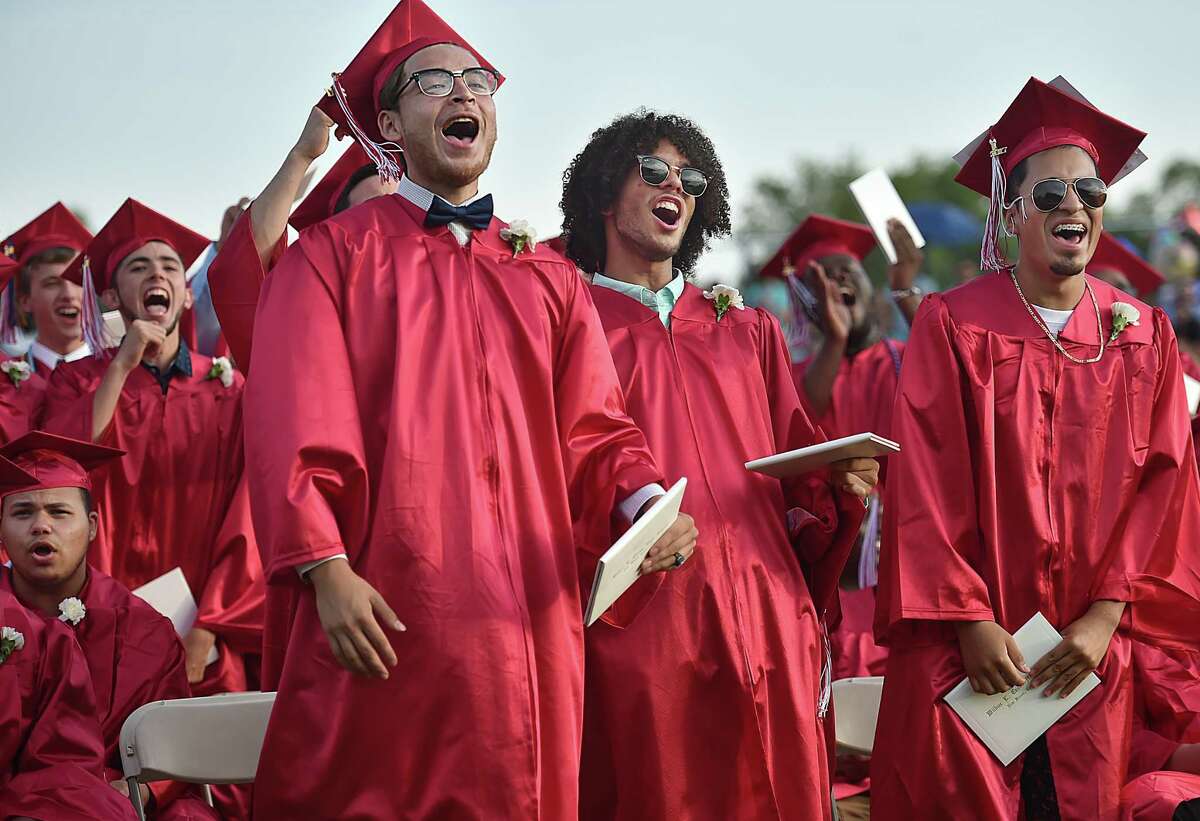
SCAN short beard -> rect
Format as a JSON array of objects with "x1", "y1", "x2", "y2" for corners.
[
  {"x1": 1049, "y1": 258, "x2": 1086, "y2": 278},
  {"x1": 611, "y1": 210, "x2": 681, "y2": 270},
  {"x1": 404, "y1": 133, "x2": 496, "y2": 195}
]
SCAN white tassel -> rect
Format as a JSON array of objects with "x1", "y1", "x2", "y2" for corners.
[
  {"x1": 817, "y1": 612, "x2": 833, "y2": 719},
  {"x1": 980, "y1": 138, "x2": 1011, "y2": 273},
  {"x1": 80, "y1": 257, "x2": 114, "y2": 359},
  {"x1": 857, "y1": 492, "x2": 882, "y2": 589},
  {"x1": 328, "y1": 75, "x2": 404, "y2": 184}
]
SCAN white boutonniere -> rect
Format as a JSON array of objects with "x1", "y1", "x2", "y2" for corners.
[
  {"x1": 703, "y1": 284, "x2": 745, "y2": 322},
  {"x1": 1110, "y1": 302, "x2": 1141, "y2": 342},
  {"x1": 0, "y1": 360, "x2": 31, "y2": 388},
  {"x1": 58, "y1": 597, "x2": 86, "y2": 626},
  {"x1": 499, "y1": 220, "x2": 538, "y2": 256},
  {"x1": 0, "y1": 626, "x2": 24, "y2": 664},
  {"x1": 206, "y1": 356, "x2": 234, "y2": 388}
]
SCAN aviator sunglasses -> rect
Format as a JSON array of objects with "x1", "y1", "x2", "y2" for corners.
[
  {"x1": 636, "y1": 155, "x2": 709, "y2": 198},
  {"x1": 1012, "y1": 176, "x2": 1108, "y2": 213}
]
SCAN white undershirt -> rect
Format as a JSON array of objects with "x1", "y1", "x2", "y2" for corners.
[{"x1": 1033, "y1": 305, "x2": 1075, "y2": 338}]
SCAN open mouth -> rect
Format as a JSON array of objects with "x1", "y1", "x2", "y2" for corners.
[
  {"x1": 839, "y1": 289, "x2": 857, "y2": 308},
  {"x1": 54, "y1": 306, "x2": 80, "y2": 323},
  {"x1": 651, "y1": 197, "x2": 681, "y2": 229},
  {"x1": 441, "y1": 116, "x2": 479, "y2": 147},
  {"x1": 1051, "y1": 222, "x2": 1088, "y2": 248},
  {"x1": 30, "y1": 542, "x2": 55, "y2": 561},
  {"x1": 142, "y1": 287, "x2": 171, "y2": 318}
]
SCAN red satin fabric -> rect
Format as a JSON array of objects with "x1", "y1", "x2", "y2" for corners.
[
  {"x1": 580, "y1": 283, "x2": 863, "y2": 820},
  {"x1": 831, "y1": 586, "x2": 887, "y2": 681},
  {"x1": 207, "y1": 209, "x2": 286, "y2": 373},
  {"x1": 243, "y1": 196, "x2": 661, "y2": 819},
  {"x1": 872, "y1": 273, "x2": 1200, "y2": 820},
  {"x1": 0, "y1": 368, "x2": 46, "y2": 444},
  {"x1": 41, "y1": 353, "x2": 265, "y2": 696},
  {"x1": 0, "y1": 583, "x2": 135, "y2": 819},
  {"x1": 1129, "y1": 642, "x2": 1200, "y2": 780},
  {"x1": 1121, "y1": 771, "x2": 1200, "y2": 820},
  {"x1": 793, "y1": 338, "x2": 904, "y2": 451}
]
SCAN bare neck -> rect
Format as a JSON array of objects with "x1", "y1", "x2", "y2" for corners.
[
  {"x1": 406, "y1": 168, "x2": 479, "y2": 206},
  {"x1": 10, "y1": 564, "x2": 87, "y2": 618},
  {"x1": 1013, "y1": 261, "x2": 1086, "y2": 311},
  {"x1": 603, "y1": 242, "x2": 675, "y2": 292}
]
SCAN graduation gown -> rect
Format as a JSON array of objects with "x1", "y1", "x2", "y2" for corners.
[
  {"x1": 40, "y1": 351, "x2": 265, "y2": 696},
  {"x1": 0, "y1": 584, "x2": 136, "y2": 820},
  {"x1": 243, "y1": 195, "x2": 662, "y2": 820},
  {"x1": 206, "y1": 209, "x2": 286, "y2": 373},
  {"x1": 579, "y1": 283, "x2": 863, "y2": 820},
  {"x1": 792, "y1": 337, "x2": 904, "y2": 447},
  {"x1": 872, "y1": 273, "x2": 1200, "y2": 821},
  {"x1": 0, "y1": 366, "x2": 46, "y2": 444}
]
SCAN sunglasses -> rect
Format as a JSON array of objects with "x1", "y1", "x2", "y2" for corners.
[
  {"x1": 636, "y1": 155, "x2": 708, "y2": 198},
  {"x1": 398, "y1": 67, "x2": 500, "y2": 98},
  {"x1": 1016, "y1": 176, "x2": 1108, "y2": 213}
]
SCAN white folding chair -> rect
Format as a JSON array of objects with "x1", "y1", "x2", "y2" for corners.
[
  {"x1": 831, "y1": 676, "x2": 885, "y2": 756},
  {"x1": 119, "y1": 691, "x2": 276, "y2": 820}
]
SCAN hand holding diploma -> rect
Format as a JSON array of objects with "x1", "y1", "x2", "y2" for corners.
[
  {"x1": 638, "y1": 502, "x2": 698, "y2": 575},
  {"x1": 1029, "y1": 599, "x2": 1124, "y2": 698},
  {"x1": 829, "y1": 457, "x2": 879, "y2": 499},
  {"x1": 309, "y1": 558, "x2": 406, "y2": 679},
  {"x1": 955, "y1": 620, "x2": 1029, "y2": 696}
]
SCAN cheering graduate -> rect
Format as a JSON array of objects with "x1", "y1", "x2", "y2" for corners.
[
  {"x1": 244, "y1": 3, "x2": 691, "y2": 817},
  {"x1": 872, "y1": 77, "x2": 1200, "y2": 820},
  {"x1": 0, "y1": 431, "x2": 217, "y2": 819},
  {"x1": 560, "y1": 110, "x2": 875, "y2": 820},
  {"x1": 208, "y1": 107, "x2": 397, "y2": 370},
  {"x1": 40, "y1": 199, "x2": 264, "y2": 702}
]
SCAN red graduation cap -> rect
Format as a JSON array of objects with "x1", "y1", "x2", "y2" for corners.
[
  {"x1": 1089, "y1": 232, "x2": 1164, "y2": 296},
  {"x1": 0, "y1": 431, "x2": 124, "y2": 499},
  {"x1": 64, "y1": 198, "x2": 210, "y2": 357},
  {"x1": 759, "y1": 214, "x2": 877, "y2": 279},
  {"x1": 953, "y1": 76, "x2": 1147, "y2": 272},
  {"x1": 319, "y1": 0, "x2": 503, "y2": 182},
  {"x1": 2, "y1": 203, "x2": 92, "y2": 266},
  {"x1": 289, "y1": 142, "x2": 381, "y2": 232}
]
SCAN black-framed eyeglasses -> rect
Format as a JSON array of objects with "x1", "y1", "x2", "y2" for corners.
[
  {"x1": 1013, "y1": 176, "x2": 1108, "y2": 213},
  {"x1": 636, "y1": 155, "x2": 708, "y2": 198},
  {"x1": 398, "y1": 67, "x2": 500, "y2": 98}
]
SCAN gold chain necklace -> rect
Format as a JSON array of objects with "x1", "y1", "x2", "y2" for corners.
[{"x1": 1008, "y1": 270, "x2": 1107, "y2": 365}]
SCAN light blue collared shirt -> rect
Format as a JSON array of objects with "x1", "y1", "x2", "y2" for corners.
[{"x1": 592, "y1": 270, "x2": 686, "y2": 328}]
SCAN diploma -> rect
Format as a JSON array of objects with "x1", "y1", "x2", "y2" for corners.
[
  {"x1": 132, "y1": 567, "x2": 219, "y2": 666},
  {"x1": 745, "y1": 432, "x2": 900, "y2": 479}
]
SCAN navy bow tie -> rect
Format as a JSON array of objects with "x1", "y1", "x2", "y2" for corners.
[{"x1": 424, "y1": 194, "x2": 494, "y2": 231}]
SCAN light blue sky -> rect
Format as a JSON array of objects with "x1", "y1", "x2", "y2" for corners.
[{"x1": 4, "y1": 0, "x2": 1198, "y2": 281}]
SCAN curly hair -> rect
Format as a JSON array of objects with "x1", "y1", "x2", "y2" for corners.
[{"x1": 560, "y1": 109, "x2": 731, "y2": 276}]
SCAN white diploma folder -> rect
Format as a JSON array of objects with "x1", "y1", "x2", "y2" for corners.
[
  {"x1": 584, "y1": 479, "x2": 687, "y2": 627},
  {"x1": 745, "y1": 432, "x2": 900, "y2": 479},
  {"x1": 943, "y1": 612, "x2": 1101, "y2": 766},
  {"x1": 848, "y1": 168, "x2": 927, "y2": 264},
  {"x1": 132, "y1": 567, "x2": 219, "y2": 666}
]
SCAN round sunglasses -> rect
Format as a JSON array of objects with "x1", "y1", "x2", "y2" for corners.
[
  {"x1": 1015, "y1": 176, "x2": 1108, "y2": 213},
  {"x1": 636, "y1": 155, "x2": 708, "y2": 198}
]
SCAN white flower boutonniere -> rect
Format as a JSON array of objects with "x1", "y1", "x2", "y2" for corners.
[
  {"x1": 500, "y1": 220, "x2": 538, "y2": 256},
  {"x1": 206, "y1": 357, "x2": 234, "y2": 388},
  {"x1": 58, "y1": 597, "x2": 86, "y2": 626},
  {"x1": 0, "y1": 360, "x2": 31, "y2": 388},
  {"x1": 0, "y1": 626, "x2": 24, "y2": 664},
  {"x1": 703, "y1": 284, "x2": 746, "y2": 322},
  {"x1": 1110, "y1": 302, "x2": 1141, "y2": 342}
]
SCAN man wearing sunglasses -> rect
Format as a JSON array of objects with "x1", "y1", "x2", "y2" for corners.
[
  {"x1": 561, "y1": 109, "x2": 877, "y2": 820},
  {"x1": 871, "y1": 77, "x2": 1200, "y2": 821},
  {"x1": 243, "y1": 4, "x2": 695, "y2": 819}
]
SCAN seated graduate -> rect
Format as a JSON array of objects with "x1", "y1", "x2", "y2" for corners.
[{"x1": 1, "y1": 430, "x2": 217, "y2": 819}]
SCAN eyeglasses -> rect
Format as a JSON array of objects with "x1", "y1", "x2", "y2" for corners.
[
  {"x1": 1015, "y1": 176, "x2": 1108, "y2": 213},
  {"x1": 636, "y1": 155, "x2": 708, "y2": 198},
  {"x1": 398, "y1": 67, "x2": 500, "y2": 98}
]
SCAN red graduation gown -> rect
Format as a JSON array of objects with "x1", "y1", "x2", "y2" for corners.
[
  {"x1": 41, "y1": 351, "x2": 265, "y2": 696},
  {"x1": 0, "y1": 366, "x2": 46, "y2": 444},
  {"x1": 792, "y1": 337, "x2": 905, "y2": 447},
  {"x1": 580, "y1": 283, "x2": 863, "y2": 820},
  {"x1": 243, "y1": 195, "x2": 662, "y2": 820},
  {"x1": 1121, "y1": 772, "x2": 1200, "y2": 821},
  {"x1": 872, "y1": 273, "x2": 1200, "y2": 821},
  {"x1": 206, "y1": 209, "x2": 286, "y2": 373},
  {"x1": 0, "y1": 584, "x2": 135, "y2": 820}
]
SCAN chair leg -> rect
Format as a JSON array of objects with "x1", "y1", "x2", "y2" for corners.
[
  {"x1": 203, "y1": 783, "x2": 213, "y2": 807},
  {"x1": 127, "y1": 776, "x2": 146, "y2": 821}
]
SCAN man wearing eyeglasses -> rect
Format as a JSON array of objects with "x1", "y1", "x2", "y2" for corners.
[
  {"x1": 243, "y1": 4, "x2": 696, "y2": 819},
  {"x1": 560, "y1": 110, "x2": 877, "y2": 820},
  {"x1": 871, "y1": 77, "x2": 1200, "y2": 820}
]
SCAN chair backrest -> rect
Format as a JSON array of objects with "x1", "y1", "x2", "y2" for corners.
[
  {"x1": 119, "y1": 692, "x2": 276, "y2": 784},
  {"x1": 831, "y1": 676, "x2": 885, "y2": 755}
]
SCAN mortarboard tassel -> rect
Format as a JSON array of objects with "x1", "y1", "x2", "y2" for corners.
[
  {"x1": 0, "y1": 281, "x2": 21, "y2": 347},
  {"x1": 79, "y1": 257, "x2": 113, "y2": 359},
  {"x1": 329, "y1": 76, "x2": 404, "y2": 184},
  {"x1": 857, "y1": 492, "x2": 882, "y2": 589},
  {"x1": 980, "y1": 138, "x2": 1012, "y2": 273},
  {"x1": 817, "y1": 614, "x2": 833, "y2": 719}
]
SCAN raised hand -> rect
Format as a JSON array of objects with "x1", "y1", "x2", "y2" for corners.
[
  {"x1": 885, "y1": 218, "x2": 924, "y2": 290},
  {"x1": 291, "y1": 106, "x2": 335, "y2": 164},
  {"x1": 806, "y1": 260, "x2": 851, "y2": 341}
]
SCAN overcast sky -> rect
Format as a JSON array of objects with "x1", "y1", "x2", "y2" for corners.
[{"x1": 4, "y1": 0, "x2": 1198, "y2": 280}]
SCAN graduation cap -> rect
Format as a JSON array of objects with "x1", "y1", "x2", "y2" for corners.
[
  {"x1": 759, "y1": 214, "x2": 877, "y2": 279},
  {"x1": 319, "y1": 0, "x2": 503, "y2": 182},
  {"x1": 2, "y1": 202, "x2": 92, "y2": 266},
  {"x1": 1089, "y1": 232, "x2": 1164, "y2": 296},
  {"x1": 0, "y1": 431, "x2": 124, "y2": 499},
  {"x1": 64, "y1": 198, "x2": 210, "y2": 357},
  {"x1": 289, "y1": 141, "x2": 381, "y2": 232},
  {"x1": 952, "y1": 76, "x2": 1147, "y2": 273}
]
